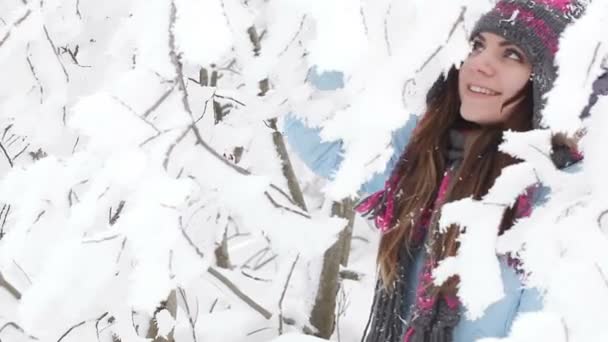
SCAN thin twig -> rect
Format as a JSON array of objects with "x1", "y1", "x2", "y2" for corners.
[
  {"x1": 586, "y1": 42, "x2": 602, "y2": 83},
  {"x1": 264, "y1": 191, "x2": 310, "y2": 219},
  {"x1": 209, "y1": 298, "x2": 219, "y2": 313},
  {"x1": 82, "y1": 234, "x2": 121, "y2": 244},
  {"x1": 76, "y1": 0, "x2": 82, "y2": 19},
  {"x1": 26, "y1": 47, "x2": 44, "y2": 103},
  {"x1": 13, "y1": 259, "x2": 32, "y2": 285},
  {"x1": 0, "y1": 9, "x2": 32, "y2": 48},
  {"x1": 278, "y1": 254, "x2": 300, "y2": 334},
  {"x1": 94, "y1": 312, "x2": 109, "y2": 342},
  {"x1": 43, "y1": 25, "x2": 69, "y2": 82},
  {"x1": 241, "y1": 247, "x2": 270, "y2": 269},
  {"x1": 56, "y1": 321, "x2": 86, "y2": 342},
  {"x1": 213, "y1": 93, "x2": 246, "y2": 107},
  {"x1": 12, "y1": 142, "x2": 30, "y2": 162},
  {"x1": 0, "y1": 204, "x2": 10, "y2": 238},
  {"x1": 57, "y1": 312, "x2": 108, "y2": 342},
  {"x1": 383, "y1": 3, "x2": 393, "y2": 56},
  {"x1": 246, "y1": 327, "x2": 272, "y2": 336},
  {"x1": 0, "y1": 141, "x2": 13, "y2": 168},
  {"x1": 115, "y1": 237, "x2": 127, "y2": 265},
  {"x1": 72, "y1": 136, "x2": 80, "y2": 154},
  {"x1": 109, "y1": 200, "x2": 126, "y2": 226},
  {"x1": 597, "y1": 209, "x2": 608, "y2": 229},
  {"x1": 0, "y1": 321, "x2": 38, "y2": 340},
  {"x1": 253, "y1": 254, "x2": 277, "y2": 271},
  {"x1": 0, "y1": 271, "x2": 21, "y2": 300},
  {"x1": 163, "y1": 126, "x2": 190, "y2": 170},
  {"x1": 278, "y1": 14, "x2": 307, "y2": 57},
  {"x1": 240, "y1": 270, "x2": 271, "y2": 282},
  {"x1": 142, "y1": 85, "x2": 176, "y2": 118},
  {"x1": 269, "y1": 184, "x2": 296, "y2": 206},
  {"x1": 178, "y1": 217, "x2": 205, "y2": 259},
  {"x1": 207, "y1": 267, "x2": 273, "y2": 319},
  {"x1": 2, "y1": 124, "x2": 12, "y2": 141},
  {"x1": 112, "y1": 96, "x2": 161, "y2": 134},
  {"x1": 177, "y1": 287, "x2": 198, "y2": 342}
]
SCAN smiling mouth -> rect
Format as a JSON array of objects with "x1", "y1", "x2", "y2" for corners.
[{"x1": 468, "y1": 84, "x2": 500, "y2": 96}]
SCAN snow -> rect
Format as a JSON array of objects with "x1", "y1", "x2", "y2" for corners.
[{"x1": 0, "y1": 0, "x2": 606, "y2": 341}]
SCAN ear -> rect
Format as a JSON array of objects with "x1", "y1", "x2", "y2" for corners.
[{"x1": 580, "y1": 71, "x2": 608, "y2": 119}]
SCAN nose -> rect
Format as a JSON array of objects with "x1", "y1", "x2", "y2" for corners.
[{"x1": 467, "y1": 51, "x2": 496, "y2": 77}]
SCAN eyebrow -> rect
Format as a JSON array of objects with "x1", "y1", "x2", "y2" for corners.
[{"x1": 474, "y1": 33, "x2": 523, "y2": 50}]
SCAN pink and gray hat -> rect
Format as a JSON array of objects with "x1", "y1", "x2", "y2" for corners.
[{"x1": 471, "y1": 0, "x2": 586, "y2": 128}]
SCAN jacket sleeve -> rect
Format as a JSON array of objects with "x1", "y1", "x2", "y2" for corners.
[{"x1": 283, "y1": 113, "x2": 417, "y2": 194}]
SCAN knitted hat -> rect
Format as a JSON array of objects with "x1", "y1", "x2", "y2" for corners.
[{"x1": 471, "y1": 0, "x2": 586, "y2": 128}]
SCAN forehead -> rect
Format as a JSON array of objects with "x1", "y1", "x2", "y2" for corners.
[{"x1": 477, "y1": 32, "x2": 519, "y2": 47}]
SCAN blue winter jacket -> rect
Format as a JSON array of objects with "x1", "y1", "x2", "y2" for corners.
[{"x1": 283, "y1": 69, "x2": 543, "y2": 341}]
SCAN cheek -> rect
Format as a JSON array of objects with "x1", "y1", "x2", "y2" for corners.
[{"x1": 503, "y1": 69, "x2": 532, "y2": 98}]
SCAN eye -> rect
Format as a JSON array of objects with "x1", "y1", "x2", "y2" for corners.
[
  {"x1": 505, "y1": 48, "x2": 524, "y2": 62},
  {"x1": 470, "y1": 39, "x2": 484, "y2": 53}
]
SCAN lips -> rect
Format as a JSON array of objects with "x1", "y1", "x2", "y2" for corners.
[{"x1": 467, "y1": 84, "x2": 500, "y2": 96}]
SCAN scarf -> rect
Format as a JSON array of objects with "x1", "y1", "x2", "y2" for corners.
[{"x1": 357, "y1": 129, "x2": 466, "y2": 342}]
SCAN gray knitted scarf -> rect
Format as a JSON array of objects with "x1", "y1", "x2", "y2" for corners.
[{"x1": 359, "y1": 130, "x2": 466, "y2": 342}]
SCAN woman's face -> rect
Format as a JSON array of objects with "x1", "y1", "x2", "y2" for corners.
[{"x1": 458, "y1": 32, "x2": 533, "y2": 125}]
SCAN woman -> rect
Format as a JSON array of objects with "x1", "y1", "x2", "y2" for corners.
[{"x1": 285, "y1": 1, "x2": 591, "y2": 341}]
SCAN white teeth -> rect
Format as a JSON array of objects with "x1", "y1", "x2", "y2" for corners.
[{"x1": 469, "y1": 85, "x2": 497, "y2": 95}]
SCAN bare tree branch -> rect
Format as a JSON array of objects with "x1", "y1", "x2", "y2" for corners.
[
  {"x1": 13, "y1": 259, "x2": 32, "y2": 285},
  {"x1": 13, "y1": 142, "x2": 30, "y2": 162},
  {"x1": 177, "y1": 287, "x2": 198, "y2": 342},
  {"x1": 26, "y1": 46, "x2": 44, "y2": 103},
  {"x1": 0, "y1": 9, "x2": 32, "y2": 49},
  {"x1": 241, "y1": 247, "x2": 270, "y2": 269},
  {"x1": 597, "y1": 208, "x2": 608, "y2": 229},
  {"x1": 586, "y1": 42, "x2": 602, "y2": 83},
  {"x1": 109, "y1": 200, "x2": 126, "y2": 226},
  {"x1": 0, "y1": 271, "x2": 21, "y2": 300},
  {"x1": 213, "y1": 93, "x2": 246, "y2": 107},
  {"x1": 0, "y1": 141, "x2": 13, "y2": 168},
  {"x1": 278, "y1": 15, "x2": 307, "y2": 57},
  {"x1": 178, "y1": 217, "x2": 205, "y2": 259},
  {"x1": 162, "y1": 127, "x2": 190, "y2": 170},
  {"x1": 264, "y1": 191, "x2": 310, "y2": 219},
  {"x1": 240, "y1": 270, "x2": 271, "y2": 282},
  {"x1": 207, "y1": 267, "x2": 273, "y2": 319},
  {"x1": 112, "y1": 96, "x2": 161, "y2": 134},
  {"x1": 43, "y1": 25, "x2": 69, "y2": 82},
  {"x1": 95, "y1": 313, "x2": 111, "y2": 342},
  {"x1": 278, "y1": 254, "x2": 300, "y2": 334},
  {"x1": 82, "y1": 234, "x2": 121, "y2": 244},
  {"x1": 0, "y1": 321, "x2": 38, "y2": 340},
  {"x1": 401, "y1": 6, "x2": 467, "y2": 107},
  {"x1": 253, "y1": 254, "x2": 277, "y2": 271},
  {"x1": 143, "y1": 85, "x2": 176, "y2": 118},
  {"x1": 115, "y1": 237, "x2": 127, "y2": 265},
  {"x1": 0, "y1": 204, "x2": 10, "y2": 239},
  {"x1": 72, "y1": 136, "x2": 80, "y2": 154},
  {"x1": 76, "y1": 0, "x2": 82, "y2": 19},
  {"x1": 383, "y1": 3, "x2": 393, "y2": 56},
  {"x1": 57, "y1": 312, "x2": 108, "y2": 342},
  {"x1": 178, "y1": 216, "x2": 275, "y2": 320}
]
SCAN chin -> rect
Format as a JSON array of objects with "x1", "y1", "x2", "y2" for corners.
[
  {"x1": 460, "y1": 106, "x2": 499, "y2": 126},
  {"x1": 460, "y1": 108, "x2": 480, "y2": 124}
]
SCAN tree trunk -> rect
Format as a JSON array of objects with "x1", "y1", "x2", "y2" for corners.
[
  {"x1": 268, "y1": 118, "x2": 308, "y2": 211},
  {"x1": 146, "y1": 290, "x2": 177, "y2": 342},
  {"x1": 308, "y1": 198, "x2": 355, "y2": 338},
  {"x1": 215, "y1": 223, "x2": 232, "y2": 269},
  {"x1": 337, "y1": 198, "x2": 355, "y2": 267}
]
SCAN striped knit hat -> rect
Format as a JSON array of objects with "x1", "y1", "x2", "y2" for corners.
[{"x1": 471, "y1": 0, "x2": 586, "y2": 128}]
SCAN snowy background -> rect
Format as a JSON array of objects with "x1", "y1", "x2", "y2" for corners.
[{"x1": 0, "y1": 0, "x2": 607, "y2": 341}]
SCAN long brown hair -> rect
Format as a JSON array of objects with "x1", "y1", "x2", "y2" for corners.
[{"x1": 378, "y1": 67, "x2": 533, "y2": 297}]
